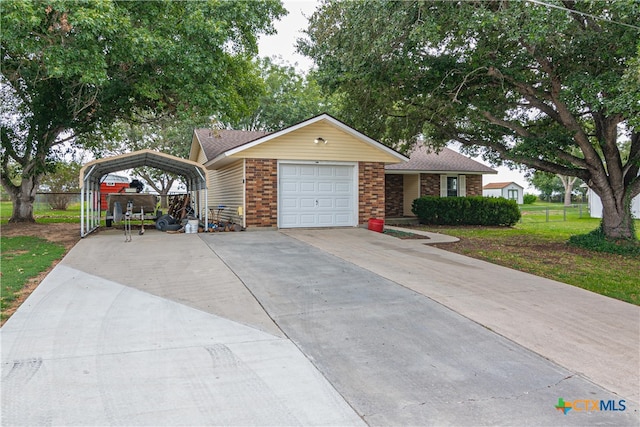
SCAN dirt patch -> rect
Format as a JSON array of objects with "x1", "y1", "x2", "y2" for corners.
[
  {"x1": 1, "y1": 222, "x2": 81, "y2": 250},
  {"x1": 1, "y1": 222, "x2": 81, "y2": 326}
]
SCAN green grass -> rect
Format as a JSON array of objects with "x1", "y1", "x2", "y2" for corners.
[
  {"x1": 419, "y1": 217, "x2": 640, "y2": 305},
  {"x1": 0, "y1": 201, "x2": 81, "y2": 224},
  {"x1": 519, "y1": 203, "x2": 589, "y2": 223},
  {"x1": 1, "y1": 236, "x2": 66, "y2": 319}
]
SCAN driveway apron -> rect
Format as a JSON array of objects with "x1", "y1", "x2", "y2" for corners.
[
  {"x1": 0, "y1": 230, "x2": 364, "y2": 426},
  {"x1": 204, "y1": 231, "x2": 637, "y2": 426}
]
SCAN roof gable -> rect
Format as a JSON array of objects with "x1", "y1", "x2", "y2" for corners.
[
  {"x1": 385, "y1": 146, "x2": 497, "y2": 174},
  {"x1": 483, "y1": 181, "x2": 524, "y2": 189},
  {"x1": 194, "y1": 114, "x2": 407, "y2": 167}
]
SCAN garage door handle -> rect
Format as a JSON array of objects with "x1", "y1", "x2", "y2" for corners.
[{"x1": 315, "y1": 199, "x2": 318, "y2": 206}]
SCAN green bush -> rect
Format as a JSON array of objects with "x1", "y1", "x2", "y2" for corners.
[
  {"x1": 523, "y1": 193, "x2": 537, "y2": 204},
  {"x1": 568, "y1": 226, "x2": 640, "y2": 256},
  {"x1": 411, "y1": 196, "x2": 521, "y2": 226}
]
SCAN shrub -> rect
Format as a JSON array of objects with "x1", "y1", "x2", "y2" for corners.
[
  {"x1": 523, "y1": 193, "x2": 537, "y2": 204},
  {"x1": 411, "y1": 196, "x2": 521, "y2": 226},
  {"x1": 568, "y1": 226, "x2": 640, "y2": 256}
]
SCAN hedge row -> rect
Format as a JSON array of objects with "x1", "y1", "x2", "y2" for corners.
[{"x1": 411, "y1": 196, "x2": 521, "y2": 226}]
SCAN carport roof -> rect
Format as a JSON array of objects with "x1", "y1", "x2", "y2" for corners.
[{"x1": 79, "y1": 149, "x2": 207, "y2": 190}]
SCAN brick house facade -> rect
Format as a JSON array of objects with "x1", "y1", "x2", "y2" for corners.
[
  {"x1": 385, "y1": 173, "x2": 485, "y2": 217},
  {"x1": 191, "y1": 114, "x2": 407, "y2": 229},
  {"x1": 359, "y1": 162, "x2": 386, "y2": 223},
  {"x1": 245, "y1": 158, "x2": 278, "y2": 227},
  {"x1": 384, "y1": 146, "x2": 496, "y2": 218}
]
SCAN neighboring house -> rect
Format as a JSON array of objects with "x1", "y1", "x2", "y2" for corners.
[
  {"x1": 189, "y1": 114, "x2": 408, "y2": 228},
  {"x1": 483, "y1": 181, "x2": 524, "y2": 204},
  {"x1": 587, "y1": 188, "x2": 640, "y2": 219},
  {"x1": 384, "y1": 146, "x2": 497, "y2": 217}
]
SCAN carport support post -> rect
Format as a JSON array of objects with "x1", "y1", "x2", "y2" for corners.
[
  {"x1": 81, "y1": 165, "x2": 96, "y2": 237},
  {"x1": 80, "y1": 185, "x2": 85, "y2": 237}
]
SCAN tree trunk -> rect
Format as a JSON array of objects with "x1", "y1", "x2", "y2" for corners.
[
  {"x1": 564, "y1": 186, "x2": 572, "y2": 207},
  {"x1": 558, "y1": 175, "x2": 577, "y2": 207},
  {"x1": 600, "y1": 193, "x2": 635, "y2": 240},
  {"x1": 8, "y1": 176, "x2": 39, "y2": 223}
]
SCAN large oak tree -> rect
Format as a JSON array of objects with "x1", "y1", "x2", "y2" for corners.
[
  {"x1": 300, "y1": 0, "x2": 640, "y2": 240},
  {"x1": 1, "y1": 0, "x2": 285, "y2": 222}
]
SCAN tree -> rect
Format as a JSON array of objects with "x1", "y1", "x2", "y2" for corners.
[
  {"x1": 529, "y1": 171, "x2": 580, "y2": 205},
  {"x1": 231, "y1": 57, "x2": 337, "y2": 131},
  {"x1": 529, "y1": 171, "x2": 564, "y2": 202},
  {"x1": 1, "y1": 0, "x2": 285, "y2": 222},
  {"x1": 39, "y1": 159, "x2": 82, "y2": 210},
  {"x1": 300, "y1": 0, "x2": 640, "y2": 240}
]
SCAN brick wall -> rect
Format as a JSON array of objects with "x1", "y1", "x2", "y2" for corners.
[
  {"x1": 420, "y1": 174, "x2": 441, "y2": 196},
  {"x1": 384, "y1": 174, "x2": 403, "y2": 217},
  {"x1": 359, "y1": 162, "x2": 386, "y2": 223},
  {"x1": 245, "y1": 158, "x2": 278, "y2": 227},
  {"x1": 465, "y1": 174, "x2": 483, "y2": 196},
  {"x1": 419, "y1": 173, "x2": 483, "y2": 196}
]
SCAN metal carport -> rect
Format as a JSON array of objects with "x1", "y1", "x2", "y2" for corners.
[{"x1": 79, "y1": 149, "x2": 208, "y2": 237}]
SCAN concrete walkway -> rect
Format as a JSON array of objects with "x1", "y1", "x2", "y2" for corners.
[{"x1": 1, "y1": 226, "x2": 638, "y2": 425}]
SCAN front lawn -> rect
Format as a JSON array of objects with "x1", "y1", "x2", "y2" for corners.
[
  {"x1": 416, "y1": 218, "x2": 640, "y2": 305},
  {"x1": 1, "y1": 236, "x2": 66, "y2": 320}
]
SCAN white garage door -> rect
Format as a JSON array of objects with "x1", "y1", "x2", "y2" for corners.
[{"x1": 279, "y1": 163, "x2": 356, "y2": 228}]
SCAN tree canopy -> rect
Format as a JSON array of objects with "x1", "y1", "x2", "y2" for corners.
[
  {"x1": 230, "y1": 57, "x2": 337, "y2": 131},
  {"x1": 300, "y1": 0, "x2": 640, "y2": 240},
  {"x1": 1, "y1": 0, "x2": 286, "y2": 221}
]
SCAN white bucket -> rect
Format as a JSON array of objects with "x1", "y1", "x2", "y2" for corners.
[{"x1": 187, "y1": 219, "x2": 199, "y2": 233}]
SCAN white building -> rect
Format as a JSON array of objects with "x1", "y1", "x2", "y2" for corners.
[
  {"x1": 587, "y1": 189, "x2": 640, "y2": 219},
  {"x1": 483, "y1": 181, "x2": 524, "y2": 204}
]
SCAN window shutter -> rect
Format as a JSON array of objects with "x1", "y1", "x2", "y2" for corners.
[
  {"x1": 440, "y1": 175, "x2": 447, "y2": 197},
  {"x1": 458, "y1": 175, "x2": 466, "y2": 196}
]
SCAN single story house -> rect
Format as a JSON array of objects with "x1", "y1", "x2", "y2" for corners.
[
  {"x1": 483, "y1": 181, "x2": 524, "y2": 204},
  {"x1": 384, "y1": 146, "x2": 497, "y2": 217},
  {"x1": 189, "y1": 114, "x2": 408, "y2": 228},
  {"x1": 587, "y1": 188, "x2": 640, "y2": 219}
]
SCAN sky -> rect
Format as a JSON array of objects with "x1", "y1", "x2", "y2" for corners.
[{"x1": 258, "y1": 1, "x2": 535, "y2": 192}]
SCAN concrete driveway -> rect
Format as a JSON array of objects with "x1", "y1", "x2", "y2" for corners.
[{"x1": 1, "y1": 227, "x2": 638, "y2": 425}]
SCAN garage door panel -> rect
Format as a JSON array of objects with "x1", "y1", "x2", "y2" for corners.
[
  {"x1": 300, "y1": 166, "x2": 316, "y2": 176},
  {"x1": 318, "y1": 167, "x2": 333, "y2": 177},
  {"x1": 281, "y1": 182, "x2": 298, "y2": 192},
  {"x1": 335, "y1": 182, "x2": 352, "y2": 192},
  {"x1": 335, "y1": 168, "x2": 351, "y2": 177},
  {"x1": 317, "y1": 182, "x2": 334, "y2": 192},
  {"x1": 300, "y1": 182, "x2": 316, "y2": 192},
  {"x1": 279, "y1": 164, "x2": 356, "y2": 228},
  {"x1": 299, "y1": 214, "x2": 317, "y2": 225},
  {"x1": 335, "y1": 198, "x2": 351, "y2": 208},
  {"x1": 281, "y1": 198, "x2": 298, "y2": 209},
  {"x1": 300, "y1": 198, "x2": 316, "y2": 208},
  {"x1": 317, "y1": 198, "x2": 334, "y2": 208},
  {"x1": 280, "y1": 164, "x2": 298, "y2": 176}
]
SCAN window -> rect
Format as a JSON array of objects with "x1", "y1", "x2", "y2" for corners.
[
  {"x1": 440, "y1": 175, "x2": 466, "y2": 197},
  {"x1": 447, "y1": 176, "x2": 458, "y2": 197},
  {"x1": 507, "y1": 189, "x2": 518, "y2": 200}
]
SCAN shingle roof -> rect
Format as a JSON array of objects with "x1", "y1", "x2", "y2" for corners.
[
  {"x1": 483, "y1": 182, "x2": 522, "y2": 189},
  {"x1": 385, "y1": 146, "x2": 497, "y2": 174},
  {"x1": 194, "y1": 129, "x2": 272, "y2": 162}
]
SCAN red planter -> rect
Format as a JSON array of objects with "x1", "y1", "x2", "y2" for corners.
[{"x1": 368, "y1": 218, "x2": 384, "y2": 233}]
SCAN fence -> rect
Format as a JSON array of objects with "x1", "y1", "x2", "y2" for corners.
[
  {"x1": 34, "y1": 192, "x2": 81, "y2": 211},
  {"x1": 519, "y1": 204, "x2": 590, "y2": 223}
]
